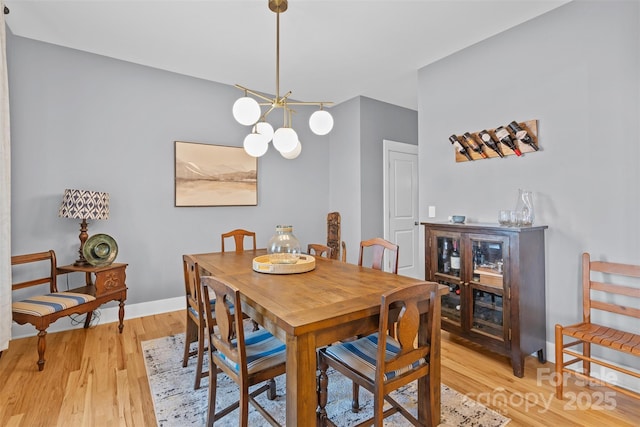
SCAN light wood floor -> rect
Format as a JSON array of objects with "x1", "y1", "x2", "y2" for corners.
[{"x1": 1, "y1": 310, "x2": 638, "y2": 427}]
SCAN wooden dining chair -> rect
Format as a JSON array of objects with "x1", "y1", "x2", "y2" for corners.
[
  {"x1": 317, "y1": 281, "x2": 441, "y2": 426},
  {"x1": 181, "y1": 254, "x2": 212, "y2": 390},
  {"x1": 221, "y1": 229, "x2": 257, "y2": 253},
  {"x1": 221, "y1": 229, "x2": 259, "y2": 331},
  {"x1": 201, "y1": 275, "x2": 287, "y2": 427},
  {"x1": 358, "y1": 237, "x2": 399, "y2": 274},
  {"x1": 341, "y1": 241, "x2": 347, "y2": 262},
  {"x1": 307, "y1": 243, "x2": 333, "y2": 258}
]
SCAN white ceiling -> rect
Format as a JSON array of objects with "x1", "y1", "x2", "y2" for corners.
[{"x1": 4, "y1": 0, "x2": 570, "y2": 110}]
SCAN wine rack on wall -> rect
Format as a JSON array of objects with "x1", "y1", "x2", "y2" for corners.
[{"x1": 451, "y1": 119, "x2": 539, "y2": 163}]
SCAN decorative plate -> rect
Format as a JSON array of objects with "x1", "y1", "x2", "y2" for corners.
[
  {"x1": 252, "y1": 254, "x2": 315, "y2": 274},
  {"x1": 83, "y1": 233, "x2": 118, "y2": 266}
]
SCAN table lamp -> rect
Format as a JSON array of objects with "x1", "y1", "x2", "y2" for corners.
[{"x1": 58, "y1": 189, "x2": 110, "y2": 266}]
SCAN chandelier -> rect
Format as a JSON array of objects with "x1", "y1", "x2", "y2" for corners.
[{"x1": 232, "y1": 0, "x2": 334, "y2": 159}]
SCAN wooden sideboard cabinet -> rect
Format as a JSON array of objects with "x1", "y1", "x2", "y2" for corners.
[
  {"x1": 57, "y1": 263, "x2": 128, "y2": 332},
  {"x1": 422, "y1": 222, "x2": 547, "y2": 377}
]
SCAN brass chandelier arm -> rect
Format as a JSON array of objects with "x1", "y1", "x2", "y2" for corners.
[
  {"x1": 235, "y1": 84, "x2": 274, "y2": 103},
  {"x1": 285, "y1": 101, "x2": 334, "y2": 107}
]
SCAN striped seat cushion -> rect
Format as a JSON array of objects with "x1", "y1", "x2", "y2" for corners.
[
  {"x1": 216, "y1": 328, "x2": 286, "y2": 375},
  {"x1": 325, "y1": 333, "x2": 427, "y2": 381},
  {"x1": 12, "y1": 292, "x2": 96, "y2": 317},
  {"x1": 188, "y1": 300, "x2": 235, "y2": 318}
]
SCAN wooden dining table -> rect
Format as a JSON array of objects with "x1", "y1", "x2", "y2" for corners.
[{"x1": 192, "y1": 249, "x2": 446, "y2": 427}]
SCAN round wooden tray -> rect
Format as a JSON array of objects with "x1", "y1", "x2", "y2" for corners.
[{"x1": 252, "y1": 254, "x2": 316, "y2": 274}]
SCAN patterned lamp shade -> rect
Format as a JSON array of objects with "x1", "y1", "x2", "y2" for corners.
[{"x1": 58, "y1": 189, "x2": 110, "y2": 220}]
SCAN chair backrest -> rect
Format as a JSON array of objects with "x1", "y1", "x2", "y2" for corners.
[
  {"x1": 582, "y1": 252, "x2": 640, "y2": 323},
  {"x1": 201, "y1": 275, "x2": 248, "y2": 376},
  {"x1": 376, "y1": 282, "x2": 440, "y2": 385},
  {"x1": 358, "y1": 237, "x2": 399, "y2": 274},
  {"x1": 307, "y1": 243, "x2": 332, "y2": 258},
  {"x1": 183, "y1": 254, "x2": 205, "y2": 318},
  {"x1": 221, "y1": 229, "x2": 257, "y2": 253},
  {"x1": 11, "y1": 250, "x2": 59, "y2": 293}
]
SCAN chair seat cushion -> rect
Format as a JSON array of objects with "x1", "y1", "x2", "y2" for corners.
[
  {"x1": 188, "y1": 299, "x2": 236, "y2": 318},
  {"x1": 325, "y1": 333, "x2": 427, "y2": 381},
  {"x1": 217, "y1": 328, "x2": 286, "y2": 374},
  {"x1": 12, "y1": 292, "x2": 96, "y2": 316}
]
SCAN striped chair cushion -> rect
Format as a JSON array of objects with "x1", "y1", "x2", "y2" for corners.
[
  {"x1": 325, "y1": 333, "x2": 426, "y2": 381},
  {"x1": 188, "y1": 300, "x2": 235, "y2": 318},
  {"x1": 12, "y1": 292, "x2": 96, "y2": 317},
  {"x1": 216, "y1": 328, "x2": 286, "y2": 375}
]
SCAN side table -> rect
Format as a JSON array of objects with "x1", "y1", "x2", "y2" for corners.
[{"x1": 57, "y1": 263, "x2": 128, "y2": 332}]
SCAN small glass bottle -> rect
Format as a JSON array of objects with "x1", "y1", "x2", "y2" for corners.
[{"x1": 268, "y1": 225, "x2": 301, "y2": 264}]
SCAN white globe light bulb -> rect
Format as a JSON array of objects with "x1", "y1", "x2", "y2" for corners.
[
  {"x1": 232, "y1": 96, "x2": 261, "y2": 126},
  {"x1": 255, "y1": 121, "x2": 274, "y2": 143},
  {"x1": 273, "y1": 127, "x2": 299, "y2": 153},
  {"x1": 281, "y1": 141, "x2": 302, "y2": 159},
  {"x1": 309, "y1": 110, "x2": 334, "y2": 135},
  {"x1": 243, "y1": 133, "x2": 269, "y2": 157}
]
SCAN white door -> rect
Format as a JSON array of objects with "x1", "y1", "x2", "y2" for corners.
[{"x1": 383, "y1": 140, "x2": 420, "y2": 278}]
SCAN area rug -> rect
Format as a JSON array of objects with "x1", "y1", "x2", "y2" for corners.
[{"x1": 142, "y1": 334, "x2": 510, "y2": 427}]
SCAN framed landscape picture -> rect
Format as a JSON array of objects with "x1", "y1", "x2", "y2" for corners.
[{"x1": 174, "y1": 141, "x2": 257, "y2": 206}]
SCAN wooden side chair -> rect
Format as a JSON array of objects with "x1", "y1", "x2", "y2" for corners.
[
  {"x1": 341, "y1": 241, "x2": 347, "y2": 262},
  {"x1": 358, "y1": 237, "x2": 399, "y2": 274},
  {"x1": 317, "y1": 281, "x2": 441, "y2": 426},
  {"x1": 555, "y1": 253, "x2": 640, "y2": 401},
  {"x1": 201, "y1": 275, "x2": 286, "y2": 427},
  {"x1": 11, "y1": 250, "x2": 98, "y2": 371},
  {"x1": 307, "y1": 243, "x2": 333, "y2": 258},
  {"x1": 221, "y1": 229, "x2": 256, "y2": 253},
  {"x1": 181, "y1": 254, "x2": 212, "y2": 389}
]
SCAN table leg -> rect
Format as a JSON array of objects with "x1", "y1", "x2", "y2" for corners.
[
  {"x1": 418, "y1": 311, "x2": 441, "y2": 427},
  {"x1": 285, "y1": 333, "x2": 316, "y2": 427}
]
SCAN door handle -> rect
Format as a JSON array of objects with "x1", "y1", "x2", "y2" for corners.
[{"x1": 414, "y1": 221, "x2": 419, "y2": 226}]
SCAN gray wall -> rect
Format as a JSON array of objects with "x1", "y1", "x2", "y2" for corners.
[
  {"x1": 418, "y1": 0, "x2": 640, "y2": 365},
  {"x1": 8, "y1": 33, "x2": 417, "y2": 309},
  {"x1": 7, "y1": 34, "x2": 332, "y2": 306},
  {"x1": 360, "y1": 97, "x2": 418, "y2": 242},
  {"x1": 328, "y1": 96, "x2": 418, "y2": 263}
]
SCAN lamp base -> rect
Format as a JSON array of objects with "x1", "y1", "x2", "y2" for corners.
[{"x1": 75, "y1": 218, "x2": 90, "y2": 266}]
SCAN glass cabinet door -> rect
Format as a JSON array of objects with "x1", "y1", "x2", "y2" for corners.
[
  {"x1": 468, "y1": 235, "x2": 508, "y2": 340},
  {"x1": 434, "y1": 234, "x2": 462, "y2": 327}
]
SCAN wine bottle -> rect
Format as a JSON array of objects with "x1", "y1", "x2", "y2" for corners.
[
  {"x1": 448, "y1": 134, "x2": 473, "y2": 161},
  {"x1": 508, "y1": 121, "x2": 539, "y2": 151},
  {"x1": 441, "y1": 239, "x2": 451, "y2": 274},
  {"x1": 495, "y1": 126, "x2": 522, "y2": 156},
  {"x1": 478, "y1": 129, "x2": 504, "y2": 158},
  {"x1": 462, "y1": 132, "x2": 488, "y2": 159},
  {"x1": 450, "y1": 240, "x2": 461, "y2": 276}
]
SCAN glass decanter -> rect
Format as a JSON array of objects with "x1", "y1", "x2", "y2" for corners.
[
  {"x1": 515, "y1": 189, "x2": 535, "y2": 226},
  {"x1": 267, "y1": 225, "x2": 301, "y2": 264}
]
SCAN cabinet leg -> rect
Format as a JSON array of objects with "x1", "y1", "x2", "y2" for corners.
[
  {"x1": 537, "y1": 349, "x2": 546, "y2": 363},
  {"x1": 512, "y1": 353, "x2": 525, "y2": 378},
  {"x1": 118, "y1": 300, "x2": 125, "y2": 333}
]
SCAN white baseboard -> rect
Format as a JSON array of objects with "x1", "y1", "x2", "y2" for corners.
[{"x1": 10, "y1": 296, "x2": 184, "y2": 339}]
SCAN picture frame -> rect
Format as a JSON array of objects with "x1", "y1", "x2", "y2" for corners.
[{"x1": 174, "y1": 141, "x2": 257, "y2": 207}]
